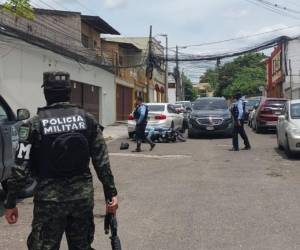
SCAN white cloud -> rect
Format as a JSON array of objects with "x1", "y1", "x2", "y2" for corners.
[{"x1": 104, "y1": 0, "x2": 128, "y2": 9}]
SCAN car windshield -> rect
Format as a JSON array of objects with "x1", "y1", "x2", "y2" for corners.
[
  {"x1": 291, "y1": 103, "x2": 300, "y2": 119},
  {"x1": 193, "y1": 99, "x2": 228, "y2": 110},
  {"x1": 147, "y1": 105, "x2": 165, "y2": 112},
  {"x1": 246, "y1": 99, "x2": 260, "y2": 108}
]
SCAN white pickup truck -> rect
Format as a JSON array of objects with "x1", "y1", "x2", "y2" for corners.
[{"x1": 0, "y1": 95, "x2": 35, "y2": 197}]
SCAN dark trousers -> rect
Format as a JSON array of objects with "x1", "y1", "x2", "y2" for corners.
[
  {"x1": 27, "y1": 199, "x2": 95, "y2": 250},
  {"x1": 135, "y1": 124, "x2": 147, "y2": 141},
  {"x1": 232, "y1": 121, "x2": 250, "y2": 150},
  {"x1": 135, "y1": 124, "x2": 153, "y2": 150}
]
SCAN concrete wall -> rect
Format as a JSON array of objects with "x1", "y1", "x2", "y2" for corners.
[
  {"x1": 0, "y1": 35, "x2": 116, "y2": 126},
  {"x1": 283, "y1": 39, "x2": 300, "y2": 99}
]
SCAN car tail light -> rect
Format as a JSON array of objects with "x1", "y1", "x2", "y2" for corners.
[
  {"x1": 128, "y1": 114, "x2": 134, "y2": 120},
  {"x1": 155, "y1": 114, "x2": 167, "y2": 120}
]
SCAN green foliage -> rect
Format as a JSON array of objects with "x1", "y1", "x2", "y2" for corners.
[
  {"x1": 3, "y1": 0, "x2": 35, "y2": 21},
  {"x1": 201, "y1": 53, "x2": 266, "y2": 98},
  {"x1": 200, "y1": 69, "x2": 218, "y2": 89},
  {"x1": 182, "y1": 73, "x2": 197, "y2": 101}
]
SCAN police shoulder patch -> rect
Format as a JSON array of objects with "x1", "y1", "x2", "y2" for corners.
[{"x1": 19, "y1": 126, "x2": 30, "y2": 141}]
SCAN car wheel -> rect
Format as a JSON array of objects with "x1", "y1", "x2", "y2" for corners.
[
  {"x1": 285, "y1": 136, "x2": 294, "y2": 158},
  {"x1": 171, "y1": 121, "x2": 175, "y2": 129},
  {"x1": 255, "y1": 122, "x2": 261, "y2": 133}
]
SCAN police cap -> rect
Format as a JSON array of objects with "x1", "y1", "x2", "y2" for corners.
[{"x1": 42, "y1": 71, "x2": 71, "y2": 91}]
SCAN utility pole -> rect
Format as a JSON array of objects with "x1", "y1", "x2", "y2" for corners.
[
  {"x1": 146, "y1": 25, "x2": 153, "y2": 102},
  {"x1": 175, "y1": 45, "x2": 181, "y2": 101},
  {"x1": 181, "y1": 70, "x2": 185, "y2": 101},
  {"x1": 289, "y1": 59, "x2": 292, "y2": 99},
  {"x1": 165, "y1": 35, "x2": 169, "y2": 102}
]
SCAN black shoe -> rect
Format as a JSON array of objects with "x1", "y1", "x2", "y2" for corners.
[
  {"x1": 150, "y1": 143, "x2": 156, "y2": 151},
  {"x1": 229, "y1": 148, "x2": 239, "y2": 151},
  {"x1": 132, "y1": 148, "x2": 142, "y2": 153},
  {"x1": 242, "y1": 146, "x2": 251, "y2": 150}
]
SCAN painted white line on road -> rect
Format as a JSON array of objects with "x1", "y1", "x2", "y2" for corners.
[{"x1": 109, "y1": 153, "x2": 191, "y2": 159}]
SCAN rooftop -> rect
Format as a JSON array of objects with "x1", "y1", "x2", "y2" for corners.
[{"x1": 81, "y1": 15, "x2": 120, "y2": 35}]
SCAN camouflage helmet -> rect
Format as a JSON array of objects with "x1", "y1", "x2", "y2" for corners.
[{"x1": 42, "y1": 71, "x2": 71, "y2": 91}]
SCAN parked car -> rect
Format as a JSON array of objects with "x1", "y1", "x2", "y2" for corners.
[
  {"x1": 175, "y1": 101, "x2": 192, "y2": 112},
  {"x1": 128, "y1": 103, "x2": 184, "y2": 138},
  {"x1": 173, "y1": 104, "x2": 185, "y2": 113},
  {"x1": 248, "y1": 108, "x2": 257, "y2": 128},
  {"x1": 277, "y1": 100, "x2": 300, "y2": 157},
  {"x1": 252, "y1": 97, "x2": 287, "y2": 133},
  {"x1": 0, "y1": 95, "x2": 35, "y2": 197},
  {"x1": 188, "y1": 97, "x2": 233, "y2": 138},
  {"x1": 245, "y1": 97, "x2": 261, "y2": 122}
]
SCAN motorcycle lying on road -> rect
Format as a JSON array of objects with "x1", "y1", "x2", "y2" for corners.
[{"x1": 146, "y1": 127, "x2": 186, "y2": 143}]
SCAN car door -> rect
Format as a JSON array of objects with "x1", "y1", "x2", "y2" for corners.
[{"x1": 0, "y1": 97, "x2": 17, "y2": 181}]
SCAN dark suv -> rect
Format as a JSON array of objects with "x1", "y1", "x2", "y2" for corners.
[
  {"x1": 188, "y1": 97, "x2": 233, "y2": 138},
  {"x1": 253, "y1": 97, "x2": 287, "y2": 133},
  {"x1": 0, "y1": 95, "x2": 34, "y2": 197}
]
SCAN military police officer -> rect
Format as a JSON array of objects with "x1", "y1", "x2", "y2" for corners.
[
  {"x1": 4, "y1": 72, "x2": 118, "y2": 250},
  {"x1": 231, "y1": 92, "x2": 251, "y2": 151}
]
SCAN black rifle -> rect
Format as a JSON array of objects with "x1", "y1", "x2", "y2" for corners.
[{"x1": 104, "y1": 212, "x2": 122, "y2": 250}]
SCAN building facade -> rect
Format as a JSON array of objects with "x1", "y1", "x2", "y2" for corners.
[
  {"x1": 102, "y1": 37, "x2": 166, "y2": 104},
  {"x1": 102, "y1": 39, "x2": 142, "y2": 120},
  {"x1": 0, "y1": 8, "x2": 119, "y2": 126},
  {"x1": 282, "y1": 38, "x2": 300, "y2": 99},
  {"x1": 265, "y1": 44, "x2": 284, "y2": 98}
]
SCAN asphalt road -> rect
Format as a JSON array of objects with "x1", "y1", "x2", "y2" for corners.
[{"x1": 2, "y1": 127, "x2": 300, "y2": 250}]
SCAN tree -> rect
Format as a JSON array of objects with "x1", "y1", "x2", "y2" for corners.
[
  {"x1": 3, "y1": 0, "x2": 35, "y2": 22},
  {"x1": 201, "y1": 53, "x2": 266, "y2": 97},
  {"x1": 200, "y1": 69, "x2": 218, "y2": 90},
  {"x1": 182, "y1": 73, "x2": 197, "y2": 101}
]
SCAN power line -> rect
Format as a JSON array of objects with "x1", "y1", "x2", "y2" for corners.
[
  {"x1": 246, "y1": 0, "x2": 300, "y2": 20},
  {"x1": 169, "y1": 23, "x2": 300, "y2": 49}
]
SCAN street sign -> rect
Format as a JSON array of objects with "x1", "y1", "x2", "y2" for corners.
[{"x1": 258, "y1": 86, "x2": 265, "y2": 92}]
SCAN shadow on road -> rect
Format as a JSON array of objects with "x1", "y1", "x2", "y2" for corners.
[
  {"x1": 188, "y1": 134, "x2": 232, "y2": 140},
  {"x1": 274, "y1": 147, "x2": 300, "y2": 161}
]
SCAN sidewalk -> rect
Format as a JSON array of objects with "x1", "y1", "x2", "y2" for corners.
[{"x1": 103, "y1": 123, "x2": 128, "y2": 142}]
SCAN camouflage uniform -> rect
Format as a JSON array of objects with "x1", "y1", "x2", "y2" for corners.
[{"x1": 5, "y1": 103, "x2": 117, "y2": 250}]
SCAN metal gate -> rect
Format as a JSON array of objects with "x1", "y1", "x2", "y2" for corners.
[
  {"x1": 116, "y1": 84, "x2": 133, "y2": 121},
  {"x1": 70, "y1": 81, "x2": 100, "y2": 122}
]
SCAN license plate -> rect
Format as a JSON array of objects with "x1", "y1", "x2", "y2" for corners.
[
  {"x1": 275, "y1": 112, "x2": 281, "y2": 115},
  {"x1": 206, "y1": 126, "x2": 215, "y2": 131}
]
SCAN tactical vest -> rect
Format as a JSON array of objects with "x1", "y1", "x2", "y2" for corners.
[
  {"x1": 33, "y1": 106, "x2": 91, "y2": 179},
  {"x1": 231, "y1": 101, "x2": 246, "y2": 121},
  {"x1": 133, "y1": 104, "x2": 148, "y2": 125}
]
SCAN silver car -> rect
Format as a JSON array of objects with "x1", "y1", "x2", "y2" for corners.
[
  {"x1": 128, "y1": 103, "x2": 184, "y2": 138},
  {"x1": 277, "y1": 99, "x2": 300, "y2": 157}
]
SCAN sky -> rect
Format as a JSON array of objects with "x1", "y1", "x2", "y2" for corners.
[{"x1": 6, "y1": 0, "x2": 300, "y2": 81}]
